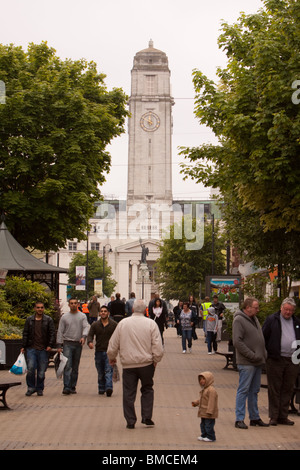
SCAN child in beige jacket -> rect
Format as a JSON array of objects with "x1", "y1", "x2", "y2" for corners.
[{"x1": 192, "y1": 371, "x2": 218, "y2": 442}]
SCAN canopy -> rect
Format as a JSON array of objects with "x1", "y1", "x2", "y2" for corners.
[{"x1": 0, "y1": 222, "x2": 68, "y2": 273}]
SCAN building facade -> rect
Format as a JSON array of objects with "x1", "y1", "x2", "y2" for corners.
[{"x1": 47, "y1": 41, "x2": 219, "y2": 311}]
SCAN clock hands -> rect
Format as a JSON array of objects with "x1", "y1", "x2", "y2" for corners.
[{"x1": 140, "y1": 112, "x2": 160, "y2": 131}]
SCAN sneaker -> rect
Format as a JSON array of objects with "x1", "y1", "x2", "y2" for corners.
[
  {"x1": 106, "y1": 389, "x2": 113, "y2": 397},
  {"x1": 208, "y1": 352, "x2": 212, "y2": 355},
  {"x1": 197, "y1": 436, "x2": 205, "y2": 441},
  {"x1": 37, "y1": 390, "x2": 43, "y2": 396},
  {"x1": 182, "y1": 350, "x2": 186, "y2": 354},
  {"x1": 62, "y1": 389, "x2": 71, "y2": 395},
  {"x1": 25, "y1": 389, "x2": 36, "y2": 396},
  {"x1": 188, "y1": 348, "x2": 192, "y2": 353},
  {"x1": 203, "y1": 437, "x2": 215, "y2": 442}
]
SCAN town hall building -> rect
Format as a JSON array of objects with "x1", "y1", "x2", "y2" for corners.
[{"x1": 46, "y1": 41, "x2": 220, "y2": 309}]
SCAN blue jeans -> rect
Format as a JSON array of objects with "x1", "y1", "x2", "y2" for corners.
[
  {"x1": 235, "y1": 364, "x2": 262, "y2": 421},
  {"x1": 26, "y1": 348, "x2": 49, "y2": 392},
  {"x1": 95, "y1": 351, "x2": 113, "y2": 393},
  {"x1": 200, "y1": 418, "x2": 216, "y2": 441},
  {"x1": 181, "y1": 329, "x2": 192, "y2": 351},
  {"x1": 63, "y1": 342, "x2": 82, "y2": 391}
]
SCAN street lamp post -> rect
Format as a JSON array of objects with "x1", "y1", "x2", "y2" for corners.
[
  {"x1": 211, "y1": 213, "x2": 215, "y2": 276},
  {"x1": 86, "y1": 229, "x2": 89, "y2": 299},
  {"x1": 102, "y1": 244, "x2": 112, "y2": 297}
]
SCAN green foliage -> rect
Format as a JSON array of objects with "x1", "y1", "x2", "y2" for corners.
[
  {"x1": 2, "y1": 276, "x2": 56, "y2": 320},
  {"x1": 0, "y1": 276, "x2": 57, "y2": 338},
  {"x1": 0, "y1": 321, "x2": 23, "y2": 339},
  {"x1": 180, "y1": 0, "x2": 300, "y2": 232},
  {"x1": 0, "y1": 312, "x2": 25, "y2": 328},
  {"x1": 0, "y1": 289, "x2": 12, "y2": 314},
  {"x1": 68, "y1": 250, "x2": 117, "y2": 300},
  {"x1": 155, "y1": 217, "x2": 226, "y2": 300},
  {"x1": 180, "y1": 1, "x2": 300, "y2": 294},
  {"x1": 218, "y1": 194, "x2": 300, "y2": 297},
  {"x1": 242, "y1": 272, "x2": 273, "y2": 302},
  {"x1": 0, "y1": 42, "x2": 129, "y2": 251}
]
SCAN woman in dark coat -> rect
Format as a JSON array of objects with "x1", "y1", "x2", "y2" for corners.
[{"x1": 149, "y1": 298, "x2": 168, "y2": 345}]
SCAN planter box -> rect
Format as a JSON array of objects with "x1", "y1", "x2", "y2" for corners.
[{"x1": 0, "y1": 339, "x2": 23, "y2": 369}]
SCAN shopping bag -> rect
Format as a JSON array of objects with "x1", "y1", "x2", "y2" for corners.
[
  {"x1": 112, "y1": 363, "x2": 120, "y2": 382},
  {"x1": 54, "y1": 352, "x2": 68, "y2": 379},
  {"x1": 9, "y1": 352, "x2": 27, "y2": 375}
]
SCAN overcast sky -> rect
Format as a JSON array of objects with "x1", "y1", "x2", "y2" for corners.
[{"x1": 2, "y1": 0, "x2": 263, "y2": 200}]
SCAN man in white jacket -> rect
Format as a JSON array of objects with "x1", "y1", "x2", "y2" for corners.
[{"x1": 107, "y1": 299, "x2": 164, "y2": 429}]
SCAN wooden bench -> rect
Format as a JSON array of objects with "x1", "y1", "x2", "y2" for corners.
[
  {"x1": 215, "y1": 351, "x2": 237, "y2": 370},
  {"x1": 0, "y1": 382, "x2": 21, "y2": 410}
]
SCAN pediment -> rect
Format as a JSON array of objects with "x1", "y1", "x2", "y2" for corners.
[{"x1": 115, "y1": 239, "x2": 160, "y2": 254}]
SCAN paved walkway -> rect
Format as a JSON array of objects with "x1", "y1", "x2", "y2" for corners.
[{"x1": 0, "y1": 327, "x2": 299, "y2": 451}]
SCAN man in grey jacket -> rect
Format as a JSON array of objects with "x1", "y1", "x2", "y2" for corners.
[{"x1": 232, "y1": 297, "x2": 268, "y2": 429}]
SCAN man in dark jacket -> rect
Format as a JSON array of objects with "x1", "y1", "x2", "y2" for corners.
[
  {"x1": 21, "y1": 301, "x2": 56, "y2": 396},
  {"x1": 110, "y1": 293, "x2": 125, "y2": 322},
  {"x1": 262, "y1": 297, "x2": 300, "y2": 426}
]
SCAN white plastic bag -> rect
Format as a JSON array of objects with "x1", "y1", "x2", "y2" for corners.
[
  {"x1": 54, "y1": 352, "x2": 68, "y2": 379},
  {"x1": 9, "y1": 352, "x2": 27, "y2": 375}
]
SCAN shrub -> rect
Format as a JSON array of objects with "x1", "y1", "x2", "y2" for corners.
[
  {"x1": 0, "y1": 277, "x2": 59, "y2": 338},
  {"x1": 2, "y1": 276, "x2": 56, "y2": 320},
  {"x1": 0, "y1": 321, "x2": 23, "y2": 339}
]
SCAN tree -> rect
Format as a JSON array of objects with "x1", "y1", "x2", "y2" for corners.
[
  {"x1": 0, "y1": 42, "x2": 128, "y2": 251},
  {"x1": 220, "y1": 192, "x2": 300, "y2": 298},
  {"x1": 68, "y1": 250, "x2": 116, "y2": 300},
  {"x1": 180, "y1": 0, "x2": 300, "y2": 233},
  {"x1": 155, "y1": 217, "x2": 226, "y2": 300}
]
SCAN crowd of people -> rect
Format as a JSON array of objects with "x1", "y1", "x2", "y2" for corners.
[
  {"x1": 173, "y1": 294, "x2": 225, "y2": 355},
  {"x1": 19, "y1": 292, "x2": 300, "y2": 441}
]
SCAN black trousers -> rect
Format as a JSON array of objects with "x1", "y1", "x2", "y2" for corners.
[
  {"x1": 122, "y1": 364, "x2": 155, "y2": 425},
  {"x1": 266, "y1": 356, "x2": 299, "y2": 420}
]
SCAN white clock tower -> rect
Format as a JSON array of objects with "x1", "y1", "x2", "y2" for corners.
[{"x1": 127, "y1": 40, "x2": 174, "y2": 207}]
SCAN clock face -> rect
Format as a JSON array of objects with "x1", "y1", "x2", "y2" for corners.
[{"x1": 140, "y1": 112, "x2": 160, "y2": 132}]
